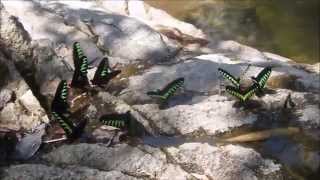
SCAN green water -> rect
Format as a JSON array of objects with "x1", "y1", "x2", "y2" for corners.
[{"x1": 147, "y1": 0, "x2": 319, "y2": 64}]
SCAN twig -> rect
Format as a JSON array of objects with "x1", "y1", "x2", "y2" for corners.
[{"x1": 43, "y1": 137, "x2": 67, "y2": 143}]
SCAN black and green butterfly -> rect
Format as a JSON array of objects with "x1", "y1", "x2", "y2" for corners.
[
  {"x1": 99, "y1": 111, "x2": 131, "y2": 129},
  {"x1": 51, "y1": 80, "x2": 69, "y2": 114},
  {"x1": 71, "y1": 42, "x2": 89, "y2": 88},
  {"x1": 251, "y1": 66, "x2": 272, "y2": 90},
  {"x1": 51, "y1": 111, "x2": 87, "y2": 140},
  {"x1": 91, "y1": 58, "x2": 121, "y2": 87},
  {"x1": 147, "y1": 77, "x2": 184, "y2": 101},
  {"x1": 225, "y1": 84, "x2": 259, "y2": 102},
  {"x1": 218, "y1": 68, "x2": 240, "y2": 89}
]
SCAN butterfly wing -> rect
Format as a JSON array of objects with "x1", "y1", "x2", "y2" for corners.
[
  {"x1": 51, "y1": 111, "x2": 75, "y2": 138},
  {"x1": 71, "y1": 56, "x2": 89, "y2": 88},
  {"x1": 99, "y1": 113, "x2": 129, "y2": 129},
  {"x1": 225, "y1": 85, "x2": 245, "y2": 101},
  {"x1": 255, "y1": 67, "x2": 272, "y2": 88},
  {"x1": 218, "y1": 68, "x2": 240, "y2": 88},
  {"x1": 91, "y1": 58, "x2": 120, "y2": 86},
  {"x1": 147, "y1": 90, "x2": 163, "y2": 98},
  {"x1": 91, "y1": 58, "x2": 107, "y2": 84},
  {"x1": 51, "y1": 80, "x2": 69, "y2": 114},
  {"x1": 243, "y1": 84, "x2": 259, "y2": 101},
  {"x1": 161, "y1": 77, "x2": 184, "y2": 100},
  {"x1": 73, "y1": 42, "x2": 85, "y2": 69}
]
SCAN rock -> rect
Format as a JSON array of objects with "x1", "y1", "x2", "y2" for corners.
[
  {"x1": 2, "y1": 1, "x2": 102, "y2": 65},
  {"x1": 0, "y1": 51, "x2": 48, "y2": 130},
  {"x1": 43, "y1": 143, "x2": 191, "y2": 179},
  {"x1": 0, "y1": 89, "x2": 14, "y2": 110},
  {"x1": 0, "y1": 3, "x2": 32, "y2": 66},
  {"x1": 1, "y1": 164, "x2": 138, "y2": 180},
  {"x1": 40, "y1": 142, "x2": 282, "y2": 180},
  {"x1": 43, "y1": 0, "x2": 180, "y2": 63},
  {"x1": 165, "y1": 143, "x2": 282, "y2": 180},
  {"x1": 133, "y1": 95, "x2": 257, "y2": 135},
  {"x1": 12, "y1": 124, "x2": 46, "y2": 160}
]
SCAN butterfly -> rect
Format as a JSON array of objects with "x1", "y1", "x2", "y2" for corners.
[
  {"x1": 99, "y1": 111, "x2": 131, "y2": 129},
  {"x1": 71, "y1": 42, "x2": 89, "y2": 88},
  {"x1": 251, "y1": 67, "x2": 272, "y2": 90},
  {"x1": 147, "y1": 77, "x2": 184, "y2": 102},
  {"x1": 218, "y1": 68, "x2": 240, "y2": 89},
  {"x1": 91, "y1": 58, "x2": 121, "y2": 87},
  {"x1": 225, "y1": 83, "x2": 259, "y2": 102},
  {"x1": 51, "y1": 111, "x2": 87, "y2": 140},
  {"x1": 51, "y1": 80, "x2": 69, "y2": 115}
]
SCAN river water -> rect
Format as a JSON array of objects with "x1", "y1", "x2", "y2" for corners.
[{"x1": 147, "y1": 0, "x2": 319, "y2": 64}]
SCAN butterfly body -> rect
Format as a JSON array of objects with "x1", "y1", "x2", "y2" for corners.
[
  {"x1": 91, "y1": 58, "x2": 121, "y2": 87},
  {"x1": 71, "y1": 42, "x2": 89, "y2": 88},
  {"x1": 147, "y1": 78, "x2": 185, "y2": 102}
]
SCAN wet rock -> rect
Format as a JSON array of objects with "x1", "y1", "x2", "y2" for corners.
[
  {"x1": 165, "y1": 143, "x2": 282, "y2": 180},
  {"x1": 42, "y1": 143, "x2": 191, "y2": 179},
  {"x1": 1, "y1": 164, "x2": 138, "y2": 180}
]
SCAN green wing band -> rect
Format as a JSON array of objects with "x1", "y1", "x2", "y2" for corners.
[
  {"x1": 218, "y1": 68, "x2": 240, "y2": 88},
  {"x1": 52, "y1": 112, "x2": 74, "y2": 135},
  {"x1": 256, "y1": 67, "x2": 272, "y2": 88},
  {"x1": 243, "y1": 84, "x2": 259, "y2": 101},
  {"x1": 226, "y1": 86, "x2": 245, "y2": 101}
]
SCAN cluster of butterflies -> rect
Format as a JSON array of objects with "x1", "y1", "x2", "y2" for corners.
[
  {"x1": 51, "y1": 42, "x2": 186, "y2": 141},
  {"x1": 50, "y1": 42, "x2": 272, "y2": 141},
  {"x1": 51, "y1": 42, "x2": 125, "y2": 141},
  {"x1": 218, "y1": 66, "x2": 272, "y2": 102}
]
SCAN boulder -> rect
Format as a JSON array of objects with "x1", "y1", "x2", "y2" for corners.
[
  {"x1": 0, "y1": 52, "x2": 48, "y2": 130},
  {"x1": 1, "y1": 164, "x2": 138, "y2": 180}
]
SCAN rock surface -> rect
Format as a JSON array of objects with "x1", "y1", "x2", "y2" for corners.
[
  {"x1": 0, "y1": 52, "x2": 48, "y2": 130},
  {"x1": 0, "y1": 0, "x2": 319, "y2": 179}
]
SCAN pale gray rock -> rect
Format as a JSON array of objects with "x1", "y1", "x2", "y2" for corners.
[
  {"x1": 43, "y1": 143, "x2": 191, "y2": 179},
  {"x1": 0, "y1": 89, "x2": 14, "y2": 110},
  {"x1": 0, "y1": 52, "x2": 48, "y2": 130},
  {"x1": 2, "y1": 0, "x2": 103, "y2": 65},
  {"x1": 41, "y1": 0, "x2": 180, "y2": 63},
  {"x1": 1, "y1": 164, "x2": 138, "y2": 180},
  {"x1": 165, "y1": 143, "x2": 282, "y2": 180},
  {"x1": 0, "y1": 3, "x2": 32, "y2": 66},
  {"x1": 133, "y1": 95, "x2": 258, "y2": 135}
]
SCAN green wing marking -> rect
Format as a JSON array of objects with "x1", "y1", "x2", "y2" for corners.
[
  {"x1": 99, "y1": 112, "x2": 130, "y2": 129},
  {"x1": 51, "y1": 80, "x2": 69, "y2": 114},
  {"x1": 253, "y1": 67, "x2": 272, "y2": 88},
  {"x1": 146, "y1": 89, "x2": 163, "y2": 98},
  {"x1": 73, "y1": 42, "x2": 85, "y2": 68},
  {"x1": 218, "y1": 68, "x2": 240, "y2": 88},
  {"x1": 51, "y1": 111, "x2": 75, "y2": 136},
  {"x1": 71, "y1": 42, "x2": 89, "y2": 88},
  {"x1": 91, "y1": 58, "x2": 121, "y2": 86},
  {"x1": 226, "y1": 84, "x2": 258, "y2": 102},
  {"x1": 147, "y1": 78, "x2": 184, "y2": 101}
]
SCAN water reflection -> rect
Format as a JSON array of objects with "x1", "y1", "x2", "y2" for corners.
[{"x1": 147, "y1": 0, "x2": 319, "y2": 64}]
